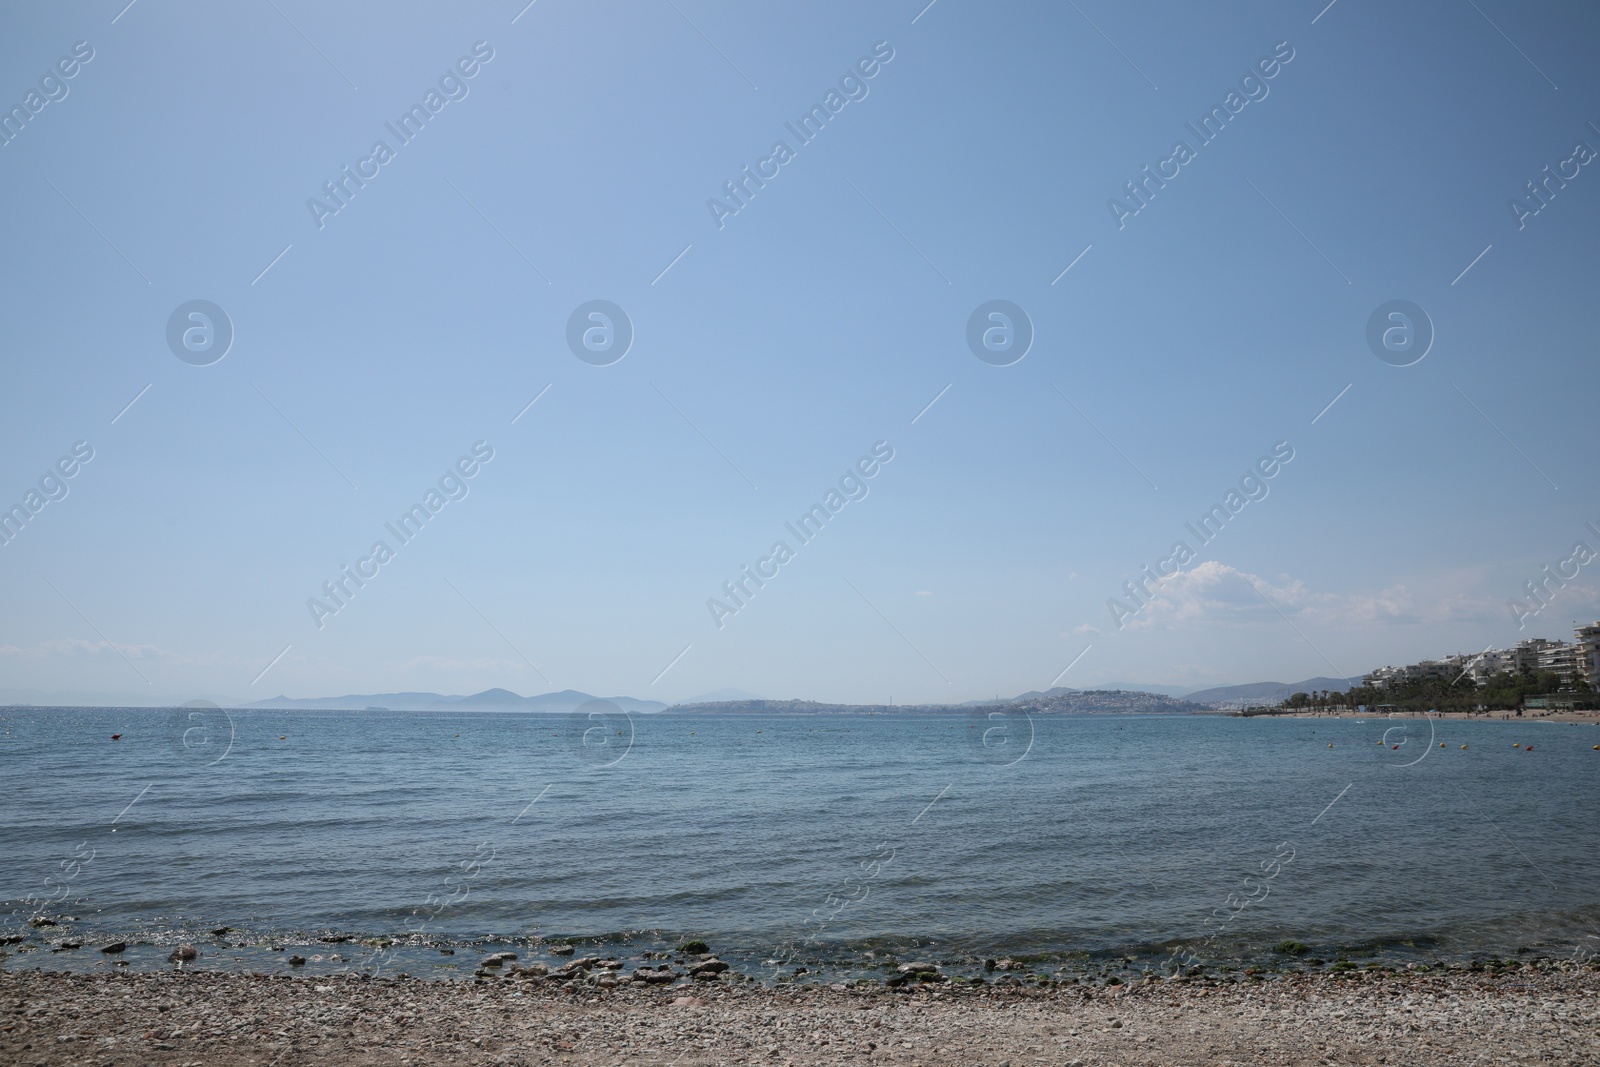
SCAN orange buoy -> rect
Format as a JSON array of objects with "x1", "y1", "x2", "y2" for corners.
[{"x1": 1439, "y1": 742, "x2": 1445, "y2": 747}]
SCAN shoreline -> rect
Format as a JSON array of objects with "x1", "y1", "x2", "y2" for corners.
[
  {"x1": 1275, "y1": 708, "x2": 1600, "y2": 724},
  {"x1": 12, "y1": 922, "x2": 1598, "y2": 986},
  {"x1": 4, "y1": 961, "x2": 1596, "y2": 1065}
]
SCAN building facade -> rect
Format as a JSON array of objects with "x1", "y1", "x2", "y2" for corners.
[{"x1": 1362, "y1": 622, "x2": 1600, "y2": 692}]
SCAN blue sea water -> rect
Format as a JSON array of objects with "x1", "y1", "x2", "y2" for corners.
[{"x1": 2, "y1": 707, "x2": 1597, "y2": 980}]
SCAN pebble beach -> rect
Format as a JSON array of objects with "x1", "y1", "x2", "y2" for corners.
[{"x1": 4, "y1": 959, "x2": 1597, "y2": 1066}]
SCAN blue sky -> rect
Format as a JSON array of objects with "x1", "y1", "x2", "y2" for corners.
[{"x1": 2, "y1": 0, "x2": 1598, "y2": 707}]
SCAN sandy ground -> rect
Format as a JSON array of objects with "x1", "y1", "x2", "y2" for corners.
[{"x1": 3, "y1": 961, "x2": 1597, "y2": 1066}]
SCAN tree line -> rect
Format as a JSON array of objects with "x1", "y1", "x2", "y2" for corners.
[{"x1": 1268, "y1": 670, "x2": 1595, "y2": 714}]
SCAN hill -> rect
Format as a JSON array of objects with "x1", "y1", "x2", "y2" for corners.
[
  {"x1": 666, "y1": 689, "x2": 1212, "y2": 716},
  {"x1": 243, "y1": 689, "x2": 668, "y2": 714},
  {"x1": 1184, "y1": 676, "x2": 1363, "y2": 706}
]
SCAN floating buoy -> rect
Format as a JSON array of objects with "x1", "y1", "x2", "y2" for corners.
[
  {"x1": 1461, "y1": 744, "x2": 1468, "y2": 750},
  {"x1": 1439, "y1": 742, "x2": 1446, "y2": 747},
  {"x1": 1513, "y1": 744, "x2": 1520, "y2": 748},
  {"x1": 280, "y1": 736, "x2": 287, "y2": 740},
  {"x1": 110, "y1": 734, "x2": 121, "y2": 740},
  {"x1": 1593, "y1": 745, "x2": 1598, "y2": 750},
  {"x1": 1328, "y1": 743, "x2": 1333, "y2": 748},
  {"x1": 1525, "y1": 746, "x2": 1532, "y2": 752}
]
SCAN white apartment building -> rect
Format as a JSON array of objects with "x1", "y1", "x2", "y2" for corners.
[
  {"x1": 1363, "y1": 623, "x2": 1600, "y2": 691},
  {"x1": 1577, "y1": 622, "x2": 1600, "y2": 689}
]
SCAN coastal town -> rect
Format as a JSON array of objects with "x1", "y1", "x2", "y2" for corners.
[
  {"x1": 1267, "y1": 619, "x2": 1600, "y2": 717},
  {"x1": 1363, "y1": 622, "x2": 1600, "y2": 693}
]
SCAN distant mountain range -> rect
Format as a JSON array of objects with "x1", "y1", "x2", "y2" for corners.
[
  {"x1": 243, "y1": 688, "x2": 669, "y2": 714},
  {"x1": 7, "y1": 678, "x2": 1363, "y2": 713},
  {"x1": 670, "y1": 688, "x2": 1213, "y2": 716},
  {"x1": 1181, "y1": 677, "x2": 1363, "y2": 705}
]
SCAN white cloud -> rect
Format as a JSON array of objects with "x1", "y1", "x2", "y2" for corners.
[{"x1": 1119, "y1": 560, "x2": 1532, "y2": 632}]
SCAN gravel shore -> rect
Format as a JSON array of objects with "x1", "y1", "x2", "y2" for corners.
[{"x1": 4, "y1": 961, "x2": 1596, "y2": 1066}]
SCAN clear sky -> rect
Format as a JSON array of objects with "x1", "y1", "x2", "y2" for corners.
[{"x1": 2, "y1": 0, "x2": 1598, "y2": 707}]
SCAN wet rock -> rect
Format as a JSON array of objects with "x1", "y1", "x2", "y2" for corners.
[
  {"x1": 167, "y1": 945, "x2": 198, "y2": 963},
  {"x1": 438, "y1": 947, "x2": 455, "y2": 955},
  {"x1": 897, "y1": 962, "x2": 939, "y2": 975},
  {"x1": 210, "y1": 926, "x2": 231, "y2": 937},
  {"x1": 549, "y1": 943, "x2": 576, "y2": 956},
  {"x1": 690, "y1": 958, "x2": 730, "y2": 976},
  {"x1": 100, "y1": 942, "x2": 127, "y2": 954},
  {"x1": 288, "y1": 955, "x2": 307, "y2": 966},
  {"x1": 29, "y1": 917, "x2": 57, "y2": 928},
  {"x1": 631, "y1": 966, "x2": 679, "y2": 985},
  {"x1": 510, "y1": 962, "x2": 549, "y2": 977},
  {"x1": 678, "y1": 939, "x2": 710, "y2": 954}
]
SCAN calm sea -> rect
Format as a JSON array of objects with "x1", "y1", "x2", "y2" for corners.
[{"x1": 3, "y1": 707, "x2": 1597, "y2": 981}]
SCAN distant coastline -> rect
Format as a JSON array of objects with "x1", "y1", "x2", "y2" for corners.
[
  {"x1": 659, "y1": 691, "x2": 1212, "y2": 716},
  {"x1": 1, "y1": 688, "x2": 1215, "y2": 717},
  {"x1": 0, "y1": 674, "x2": 1364, "y2": 715}
]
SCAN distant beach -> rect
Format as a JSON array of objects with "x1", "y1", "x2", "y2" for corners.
[{"x1": 1280, "y1": 707, "x2": 1600, "y2": 725}]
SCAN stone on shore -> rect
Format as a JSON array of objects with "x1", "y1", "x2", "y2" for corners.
[{"x1": 1, "y1": 965, "x2": 1595, "y2": 1065}]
